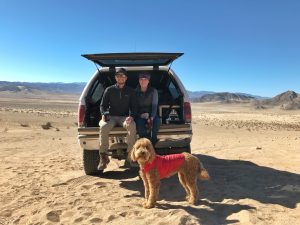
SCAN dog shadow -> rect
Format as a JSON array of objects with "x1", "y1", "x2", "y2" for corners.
[{"x1": 120, "y1": 154, "x2": 300, "y2": 224}]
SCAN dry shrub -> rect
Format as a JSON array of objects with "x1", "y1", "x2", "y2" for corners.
[
  {"x1": 41, "y1": 122, "x2": 52, "y2": 130},
  {"x1": 20, "y1": 123, "x2": 29, "y2": 127},
  {"x1": 3, "y1": 127, "x2": 8, "y2": 132}
]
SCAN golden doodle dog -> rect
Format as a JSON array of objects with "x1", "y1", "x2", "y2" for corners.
[{"x1": 129, "y1": 138, "x2": 210, "y2": 209}]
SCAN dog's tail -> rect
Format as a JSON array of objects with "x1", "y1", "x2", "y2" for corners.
[{"x1": 199, "y1": 162, "x2": 210, "y2": 180}]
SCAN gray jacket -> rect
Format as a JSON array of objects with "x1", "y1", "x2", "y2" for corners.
[{"x1": 135, "y1": 86, "x2": 158, "y2": 119}]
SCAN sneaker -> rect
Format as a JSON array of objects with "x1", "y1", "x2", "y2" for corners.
[{"x1": 97, "y1": 153, "x2": 110, "y2": 170}]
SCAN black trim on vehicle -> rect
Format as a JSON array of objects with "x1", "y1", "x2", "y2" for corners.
[{"x1": 82, "y1": 52, "x2": 183, "y2": 67}]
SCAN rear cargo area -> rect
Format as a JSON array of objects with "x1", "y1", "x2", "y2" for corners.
[{"x1": 84, "y1": 69, "x2": 185, "y2": 127}]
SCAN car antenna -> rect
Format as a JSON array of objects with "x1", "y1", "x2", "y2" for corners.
[
  {"x1": 167, "y1": 61, "x2": 173, "y2": 73},
  {"x1": 93, "y1": 62, "x2": 101, "y2": 73}
]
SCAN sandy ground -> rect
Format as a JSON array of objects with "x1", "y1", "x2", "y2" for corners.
[{"x1": 0, "y1": 99, "x2": 299, "y2": 225}]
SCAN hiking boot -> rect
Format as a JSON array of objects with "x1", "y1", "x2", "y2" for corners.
[{"x1": 97, "y1": 153, "x2": 110, "y2": 170}]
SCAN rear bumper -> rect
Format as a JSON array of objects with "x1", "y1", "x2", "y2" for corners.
[{"x1": 78, "y1": 124, "x2": 192, "y2": 150}]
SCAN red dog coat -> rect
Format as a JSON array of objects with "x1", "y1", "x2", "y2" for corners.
[{"x1": 142, "y1": 154, "x2": 185, "y2": 179}]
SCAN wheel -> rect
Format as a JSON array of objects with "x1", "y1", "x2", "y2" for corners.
[
  {"x1": 124, "y1": 159, "x2": 139, "y2": 169},
  {"x1": 185, "y1": 144, "x2": 191, "y2": 153},
  {"x1": 83, "y1": 150, "x2": 103, "y2": 175},
  {"x1": 155, "y1": 144, "x2": 191, "y2": 155}
]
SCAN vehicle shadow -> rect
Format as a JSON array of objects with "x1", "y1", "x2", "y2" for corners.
[
  {"x1": 92, "y1": 168, "x2": 139, "y2": 180},
  {"x1": 119, "y1": 154, "x2": 300, "y2": 224}
]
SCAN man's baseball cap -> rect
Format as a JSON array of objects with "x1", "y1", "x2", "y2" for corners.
[{"x1": 115, "y1": 68, "x2": 127, "y2": 76}]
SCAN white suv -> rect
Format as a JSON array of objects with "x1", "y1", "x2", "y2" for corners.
[{"x1": 78, "y1": 53, "x2": 192, "y2": 175}]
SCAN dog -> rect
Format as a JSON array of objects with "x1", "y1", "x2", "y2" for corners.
[{"x1": 129, "y1": 138, "x2": 210, "y2": 209}]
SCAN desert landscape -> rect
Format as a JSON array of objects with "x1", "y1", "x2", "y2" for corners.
[{"x1": 0, "y1": 95, "x2": 300, "y2": 225}]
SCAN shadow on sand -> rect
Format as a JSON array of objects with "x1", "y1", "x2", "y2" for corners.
[
  {"x1": 119, "y1": 154, "x2": 300, "y2": 224},
  {"x1": 199, "y1": 154, "x2": 300, "y2": 208},
  {"x1": 93, "y1": 167, "x2": 139, "y2": 180}
]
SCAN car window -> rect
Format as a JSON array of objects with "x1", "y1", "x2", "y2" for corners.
[
  {"x1": 89, "y1": 80, "x2": 105, "y2": 104},
  {"x1": 168, "y1": 81, "x2": 180, "y2": 100}
]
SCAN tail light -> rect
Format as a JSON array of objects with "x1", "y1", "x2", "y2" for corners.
[
  {"x1": 183, "y1": 102, "x2": 192, "y2": 123},
  {"x1": 78, "y1": 104, "x2": 85, "y2": 127}
]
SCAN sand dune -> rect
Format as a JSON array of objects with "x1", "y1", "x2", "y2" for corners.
[{"x1": 0, "y1": 100, "x2": 299, "y2": 225}]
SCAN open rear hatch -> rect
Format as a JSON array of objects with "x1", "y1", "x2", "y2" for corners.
[{"x1": 82, "y1": 52, "x2": 183, "y2": 67}]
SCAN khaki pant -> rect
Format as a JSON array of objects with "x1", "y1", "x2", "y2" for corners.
[{"x1": 99, "y1": 116, "x2": 136, "y2": 154}]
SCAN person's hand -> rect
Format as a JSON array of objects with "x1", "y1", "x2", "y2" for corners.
[
  {"x1": 125, "y1": 116, "x2": 133, "y2": 124},
  {"x1": 140, "y1": 113, "x2": 149, "y2": 119},
  {"x1": 102, "y1": 112, "x2": 110, "y2": 122},
  {"x1": 145, "y1": 118, "x2": 153, "y2": 130}
]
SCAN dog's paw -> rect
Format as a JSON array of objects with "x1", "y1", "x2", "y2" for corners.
[
  {"x1": 187, "y1": 198, "x2": 198, "y2": 205},
  {"x1": 143, "y1": 201, "x2": 154, "y2": 209}
]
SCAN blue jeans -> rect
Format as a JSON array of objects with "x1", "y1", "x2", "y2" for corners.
[{"x1": 135, "y1": 116, "x2": 160, "y2": 145}]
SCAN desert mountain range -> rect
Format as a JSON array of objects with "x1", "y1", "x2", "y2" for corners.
[
  {"x1": 256, "y1": 90, "x2": 300, "y2": 110},
  {"x1": 0, "y1": 81, "x2": 85, "y2": 94},
  {"x1": 0, "y1": 81, "x2": 299, "y2": 109}
]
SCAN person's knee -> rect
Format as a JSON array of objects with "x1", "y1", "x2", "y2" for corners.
[
  {"x1": 100, "y1": 125, "x2": 109, "y2": 132},
  {"x1": 126, "y1": 121, "x2": 136, "y2": 131},
  {"x1": 100, "y1": 123, "x2": 114, "y2": 133}
]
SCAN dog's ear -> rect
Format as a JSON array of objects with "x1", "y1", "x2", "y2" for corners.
[
  {"x1": 129, "y1": 145, "x2": 137, "y2": 162},
  {"x1": 146, "y1": 139, "x2": 156, "y2": 162}
]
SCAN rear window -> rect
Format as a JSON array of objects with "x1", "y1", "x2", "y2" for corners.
[
  {"x1": 88, "y1": 80, "x2": 105, "y2": 104},
  {"x1": 168, "y1": 81, "x2": 180, "y2": 99}
]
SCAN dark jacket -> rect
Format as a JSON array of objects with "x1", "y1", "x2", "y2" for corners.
[{"x1": 100, "y1": 84, "x2": 137, "y2": 117}]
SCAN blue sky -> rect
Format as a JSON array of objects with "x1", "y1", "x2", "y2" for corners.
[{"x1": 1, "y1": 0, "x2": 299, "y2": 97}]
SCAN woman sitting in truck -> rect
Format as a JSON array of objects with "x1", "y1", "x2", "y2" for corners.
[{"x1": 135, "y1": 73, "x2": 160, "y2": 145}]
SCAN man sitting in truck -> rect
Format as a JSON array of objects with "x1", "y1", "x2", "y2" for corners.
[{"x1": 98, "y1": 68, "x2": 137, "y2": 170}]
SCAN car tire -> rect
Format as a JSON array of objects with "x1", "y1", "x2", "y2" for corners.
[
  {"x1": 185, "y1": 144, "x2": 191, "y2": 153},
  {"x1": 83, "y1": 149, "x2": 103, "y2": 175}
]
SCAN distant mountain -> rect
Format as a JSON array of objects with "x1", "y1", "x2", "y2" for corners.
[
  {"x1": 187, "y1": 91, "x2": 215, "y2": 98},
  {"x1": 190, "y1": 90, "x2": 300, "y2": 109},
  {"x1": 0, "y1": 84, "x2": 34, "y2": 92},
  {"x1": 192, "y1": 92, "x2": 256, "y2": 103},
  {"x1": 255, "y1": 90, "x2": 300, "y2": 110},
  {"x1": 235, "y1": 92, "x2": 269, "y2": 100},
  {"x1": 1, "y1": 81, "x2": 298, "y2": 110},
  {"x1": 0, "y1": 81, "x2": 86, "y2": 95},
  {"x1": 188, "y1": 90, "x2": 267, "y2": 101},
  {"x1": 272, "y1": 90, "x2": 298, "y2": 103}
]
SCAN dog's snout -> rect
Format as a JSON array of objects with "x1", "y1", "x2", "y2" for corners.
[
  {"x1": 137, "y1": 149, "x2": 147, "y2": 158},
  {"x1": 138, "y1": 151, "x2": 146, "y2": 157}
]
